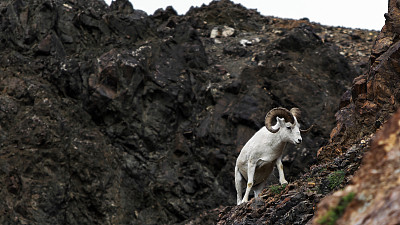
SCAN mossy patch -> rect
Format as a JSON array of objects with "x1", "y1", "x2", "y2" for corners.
[
  {"x1": 317, "y1": 192, "x2": 355, "y2": 225},
  {"x1": 269, "y1": 183, "x2": 287, "y2": 194},
  {"x1": 327, "y1": 170, "x2": 345, "y2": 190}
]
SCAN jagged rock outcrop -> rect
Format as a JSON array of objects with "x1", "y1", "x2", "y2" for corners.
[{"x1": 0, "y1": 0, "x2": 379, "y2": 224}]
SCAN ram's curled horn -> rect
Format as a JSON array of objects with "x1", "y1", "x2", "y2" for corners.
[
  {"x1": 301, "y1": 124, "x2": 314, "y2": 134},
  {"x1": 290, "y1": 108, "x2": 301, "y2": 119},
  {"x1": 265, "y1": 107, "x2": 294, "y2": 133},
  {"x1": 290, "y1": 107, "x2": 313, "y2": 133}
]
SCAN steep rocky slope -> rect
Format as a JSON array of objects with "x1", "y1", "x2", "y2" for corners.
[{"x1": 0, "y1": 0, "x2": 380, "y2": 224}]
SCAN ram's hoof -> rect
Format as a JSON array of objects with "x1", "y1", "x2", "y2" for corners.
[{"x1": 280, "y1": 180, "x2": 288, "y2": 185}]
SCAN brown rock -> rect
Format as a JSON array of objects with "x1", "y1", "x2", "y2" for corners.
[
  {"x1": 312, "y1": 108, "x2": 400, "y2": 225},
  {"x1": 351, "y1": 74, "x2": 367, "y2": 101},
  {"x1": 371, "y1": 36, "x2": 393, "y2": 55},
  {"x1": 358, "y1": 100, "x2": 377, "y2": 115}
]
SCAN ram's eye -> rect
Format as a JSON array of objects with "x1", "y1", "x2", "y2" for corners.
[{"x1": 286, "y1": 126, "x2": 292, "y2": 130}]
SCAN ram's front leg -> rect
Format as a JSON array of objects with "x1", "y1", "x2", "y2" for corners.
[
  {"x1": 241, "y1": 162, "x2": 256, "y2": 204},
  {"x1": 276, "y1": 155, "x2": 288, "y2": 185}
]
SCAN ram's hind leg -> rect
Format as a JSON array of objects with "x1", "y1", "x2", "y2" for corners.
[
  {"x1": 235, "y1": 165, "x2": 246, "y2": 205},
  {"x1": 242, "y1": 162, "x2": 256, "y2": 204}
]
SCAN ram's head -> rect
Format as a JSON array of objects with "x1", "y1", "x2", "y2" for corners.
[{"x1": 264, "y1": 107, "x2": 313, "y2": 144}]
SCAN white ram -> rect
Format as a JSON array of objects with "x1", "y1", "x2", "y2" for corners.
[{"x1": 235, "y1": 107, "x2": 312, "y2": 205}]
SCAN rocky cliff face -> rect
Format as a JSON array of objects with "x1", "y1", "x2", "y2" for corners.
[{"x1": 0, "y1": 0, "x2": 382, "y2": 224}]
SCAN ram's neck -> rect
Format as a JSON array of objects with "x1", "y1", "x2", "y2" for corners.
[
  {"x1": 268, "y1": 136, "x2": 286, "y2": 155},
  {"x1": 258, "y1": 127, "x2": 287, "y2": 155}
]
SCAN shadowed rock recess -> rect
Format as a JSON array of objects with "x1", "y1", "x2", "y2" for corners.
[{"x1": 0, "y1": 0, "x2": 387, "y2": 224}]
